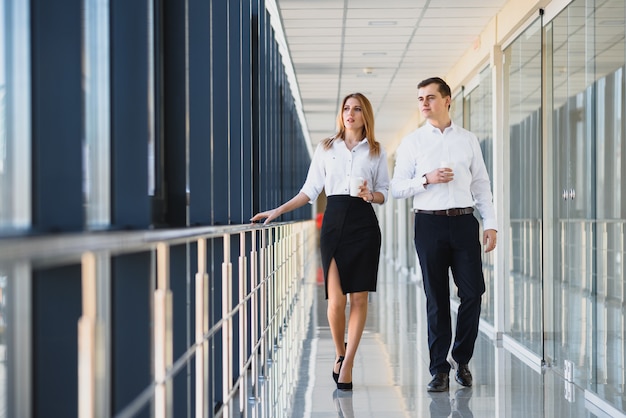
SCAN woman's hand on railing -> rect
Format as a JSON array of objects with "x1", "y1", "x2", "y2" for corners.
[
  {"x1": 250, "y1": 207, "x2": 282, "y2": 225},
  {"x1": 250, "y1": 192, "x2": 310, "y2": 225}
]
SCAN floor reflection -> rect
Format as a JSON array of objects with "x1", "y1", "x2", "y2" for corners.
[
  {"x1": 450, "y1": 388, "x2": 473, "y2": 418},
  {"x1": 428, "y1": 392, "x2": 452, "y2": 417},
  {"x1": 277, "y1": 264, "x2": 625, "y2": 418},
  {"x1": 423, "y1": 386, "x2": 475, "y2": 418},
  {"x1": 332, "y1": 389, "x2": 354, "y2": 418}
]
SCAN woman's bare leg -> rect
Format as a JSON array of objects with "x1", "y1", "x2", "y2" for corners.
[
  {"x1": 338, "y1": 291, "x2": 368, "y2": 384},
  {"x1": 327, "y1": 259, "x2": 347, "y2": 376}
]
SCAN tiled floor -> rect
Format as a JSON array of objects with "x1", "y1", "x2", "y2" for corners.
[{"x1": 277, "y1": 266, "x2": 625, "y2": 418}]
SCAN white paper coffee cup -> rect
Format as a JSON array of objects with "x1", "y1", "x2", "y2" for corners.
[{"x1": 349, "y1": 176, "x2": 364, "y2": 197}]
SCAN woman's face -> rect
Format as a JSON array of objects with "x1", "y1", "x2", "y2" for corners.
[{"x1": 342, "y1": 97, "x2": 364, "y2": 131}]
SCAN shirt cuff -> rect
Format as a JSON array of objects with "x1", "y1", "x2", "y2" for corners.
[{"x1": 482, "y1": 219, "x2": 498, "y2": 231}]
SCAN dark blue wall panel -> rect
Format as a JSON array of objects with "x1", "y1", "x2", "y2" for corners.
[
  {"x1": 112, "y1": 253, "x2": 151, "y2": 418},
  {"x1": 31, "y1": 0, "x2": 83, "y2": 232},
  {"x1": 33, "y1": 266, "x2": 81, "y2": 418},
  {"x1": 211, "y1": 0, "x2": 230, "y2": 226},
  {"x1": 188, "y1": 0, "x2": 213, "y2": 226},
  {"x1": 111, "y1": 0, "x2": 151, "y2": 229},
  {"x1": 163, "y1": 0, "x2": 189, "y2": 227}
]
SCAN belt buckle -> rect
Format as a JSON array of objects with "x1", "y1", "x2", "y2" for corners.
[{"x1": 446, "y1": 208, "x2": 454, "y2": 216}]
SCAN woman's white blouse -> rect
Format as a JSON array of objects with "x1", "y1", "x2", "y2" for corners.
[{"x1": 299, "y1": 138, "x2": 390, "y2": 203}]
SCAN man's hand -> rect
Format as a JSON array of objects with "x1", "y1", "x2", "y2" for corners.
[
  {"x1": 425, "y1": 167, "x2": 454, "y2": 185},
  {"x1": 483, "y1": 229, "x2": 497, "y2": 253}
]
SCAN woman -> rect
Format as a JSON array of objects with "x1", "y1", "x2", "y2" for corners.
[{"x1": 251, "y1": 93, "x2": 389, "y2": 391}]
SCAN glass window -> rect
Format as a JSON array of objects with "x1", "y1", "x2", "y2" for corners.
[
  {"x1": 147, "y1": 0, "x2": 155, "y2": 197},
  {"x1": 464, "y1": 67, "x2": 495, "y2": 326},
  {"x1": 83, "y1": 0, "x2": 110, "y2": 228},
  {"x1": 586, "y1": 0, "x2": 625, "y2": 404},
  {"x1": 0, "y1": 2, "x2": 31, "y2": 415},
  {"x1": 450, "y1": 91, "x2": 464, "y2": 127},
  {"x1": 0, "y1": 0, "x2": 31, "y2": 232},
  {"x1": 504, "y1": 18, "x2": 543, "y2": 354}
]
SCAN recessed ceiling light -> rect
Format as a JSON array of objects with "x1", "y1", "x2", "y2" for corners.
[
  {"x1": 362, "y1": 52, "x2": 387, "y2": 56},
  {"x1": 368, "y1": 21, "x2": 397, "y2": 26}
]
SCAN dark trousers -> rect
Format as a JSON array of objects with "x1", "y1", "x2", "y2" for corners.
[{"x1": 414, "y1": 212, "x2": 485, "y2": 375}]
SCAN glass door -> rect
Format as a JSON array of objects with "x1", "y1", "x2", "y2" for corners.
[
  {"x1": 548, "y1": 0, "x2": 596, "y2": 388},
  {"x1": 548, "y1": 3, "x2": 626, "y2": 408}
]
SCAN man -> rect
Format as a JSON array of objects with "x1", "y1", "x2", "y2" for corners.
[{"x1": 390, "y1": 77, "x2": 497, "y2": 392}]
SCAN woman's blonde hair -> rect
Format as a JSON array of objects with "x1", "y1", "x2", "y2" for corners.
[{"x1": 320, "y1": 93, "x2": 380, "y2": 156}]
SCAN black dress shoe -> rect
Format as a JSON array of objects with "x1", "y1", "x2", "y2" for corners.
[
  {"x1": 427, "y1": 372, "x2": 450, "y2": 392},
  {"x1": 455, "y1": 364, "x2": 473, "y2": 387}
]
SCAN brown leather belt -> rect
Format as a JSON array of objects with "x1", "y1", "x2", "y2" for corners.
[{"x1": 414, "y1": 207, "x2": 474, "y2": 216}]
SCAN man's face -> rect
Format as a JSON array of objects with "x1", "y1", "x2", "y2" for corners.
[{"x1": 417, "y1": 83, "x2": 451, "y2": 121}]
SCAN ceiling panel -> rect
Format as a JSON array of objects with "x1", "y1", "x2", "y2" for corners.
[{"x1": 276, "y1": 0, "x2": 510, "y2": 149}]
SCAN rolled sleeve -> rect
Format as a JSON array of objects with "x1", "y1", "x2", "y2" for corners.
[
  {"x1": 469, "y1": 137, "x2": 497, "y2": 230},
  {"x1": 299, "y1": 144, "x2": 325, "y2": 203},
  {"x1": 390, "y1": 139, "x2": 426, "y2": 199},
  {"x1": 372, "y1": 149, "x2": 391, "y2": 203}
]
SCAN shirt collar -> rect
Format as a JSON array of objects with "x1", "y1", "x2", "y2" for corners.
[
  {"x1": 425, "y1": 120, "x2": 455, "y2": 134},
  {"x1": 338, "y1": 137, "x2": 368, "y2": 147}
]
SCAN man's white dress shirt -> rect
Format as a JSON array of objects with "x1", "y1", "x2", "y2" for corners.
[{"x1": 390, "y1": 122, "x2": 497, "y2": 231}]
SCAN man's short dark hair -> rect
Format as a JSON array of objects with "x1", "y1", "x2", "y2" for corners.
[{"x1": 417, "y1": 77, "x2": 451, "y2": 98}]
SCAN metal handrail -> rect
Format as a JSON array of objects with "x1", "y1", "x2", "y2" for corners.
[{"x1": 0, "y1": 223, "x2": 278, "y2": 265}]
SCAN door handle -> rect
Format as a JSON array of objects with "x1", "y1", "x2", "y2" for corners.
[
  {"x1": 569, "y1": 189, "x2": 576, "y2": 200},
  {"x1": 562, "y1": 189, "x2": 576, "y2": 200}
]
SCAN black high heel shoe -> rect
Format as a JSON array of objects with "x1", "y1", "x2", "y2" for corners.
[
  {"x1": 332, "y1": 356, "x2": 344, "y2": 383},
  {"x1": 337, "y1": 380, "x2": 353, "y2": 391},
  {"x1": 332, "y1": 343, "x2": 348, "y2": 383},
  {"x1": 336, "y1": 361, "x2": 353, "y2": 391},
  {"x1": 336, "y1": 370, "x2": 353, "y2": 391}
]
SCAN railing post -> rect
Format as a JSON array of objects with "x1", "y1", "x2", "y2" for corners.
[
  {"x1": 238, "y1": 231, "x2": 248, "y2": 415},
  {"x1": 78, "y1": 251, "x2": 111, "y2": 418},
  {"x1": 154, "y1": 243, "x2": 173, "y2": 418},
  {"x1": 250, "y1": 228, "x2": 259, "y2": 401},
  {"x1": 222, "y1": 234, "x2": 233, "y2": 416},
  {"x1": 7, "y1": 263, "x2": 32, "y2": 418},
  {"x1": 260, "y1": 229, "x2": 267, "y2": 379},
  {"x1": 195, "y1": 238, "x2": 208, "y2": 418},
  {"x1": 268, "y1": 228, "x2": 275, "y2": 365}
]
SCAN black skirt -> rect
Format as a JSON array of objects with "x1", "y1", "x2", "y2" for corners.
[{"x1": 320, "y1": 195, "x2": 382, "y2": 298}]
